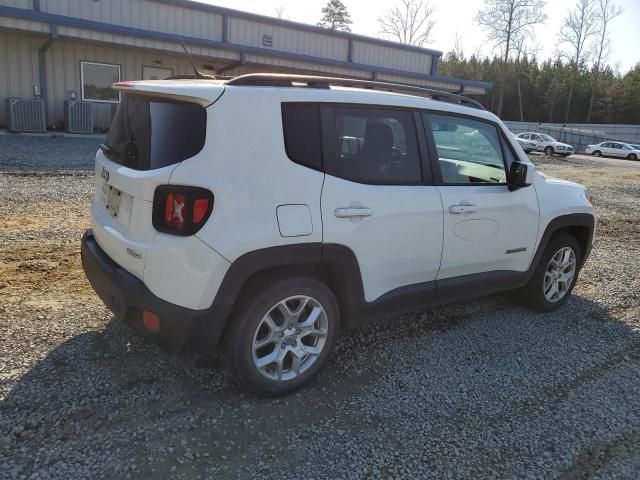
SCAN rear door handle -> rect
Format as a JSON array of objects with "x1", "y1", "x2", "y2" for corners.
[
  {"x1": 449, "y1": 204, "x2": 477, "y2": 214},
  {"x1": 334, "y1": 207, "x2": 374, "y2": 218}
]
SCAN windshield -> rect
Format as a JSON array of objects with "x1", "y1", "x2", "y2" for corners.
[
  {"x1": 539, "y1": 134, "x2": 556, "y2": 142},
  {"x1": 104, "y1": 94, "x2": 207, "y2": 171},
  {"x1": 631, "y1": 144, "x2": 640, "y2": 150}
]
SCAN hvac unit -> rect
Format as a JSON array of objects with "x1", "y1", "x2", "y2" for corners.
[
  {"x1": 64, "y1": 101, "x2": 93, "y2": 134},
  {"x1": 6, "y1": 97, "x2": 46, "y2": 133}
]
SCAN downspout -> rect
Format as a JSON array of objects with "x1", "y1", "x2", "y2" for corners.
[{"x1": 38, "y1": 23, "x2": 57, "y2": 126}]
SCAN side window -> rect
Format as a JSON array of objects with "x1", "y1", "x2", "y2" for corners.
[
  {"x1": 281, "y1": 103, "x2": 322, "y2": 171},
  {"x1": 324, "y1": 107, "x2": 422, "y2": 184},
  {"x1": 532, "y1": 134, "x2": 541, "y2": 141},
  {"x1": 602, "y1": 143, "x2": 611, "y2": 148},
  {"x1": 520, "y1": 133, "x2": 530, "y2": 140},
  {"x1": 424, "y1": 113, "x2": 507, "y2": 185},
  {"x1": 612, "y1": 143, "x2": 621, "y2": 149}
]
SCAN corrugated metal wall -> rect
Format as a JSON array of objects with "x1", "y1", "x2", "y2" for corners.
[
  {"x1": 353, "y1": 42, "x2": 432, "y2": 75},
  {"x1": 228, "y1": 17, "x2": 349, "y2": 62},
  {"x1": 0, "y1": 30, "x2": 42, "y2": 126},
  {"x1": 40, "y1": 0, "x2": 224, "y2": 41}
]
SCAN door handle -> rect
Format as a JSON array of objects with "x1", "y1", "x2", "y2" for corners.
[
  {"x1": 449, "y1": 204, "x2": 477, "y2": 214},
  {"x1": 334, "y1": 207, "x2": 374, "y2": 218}
]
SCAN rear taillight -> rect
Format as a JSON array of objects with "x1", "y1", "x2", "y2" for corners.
[{"x1": 153, "y1": 185, "x2": 213, "y2": 236}]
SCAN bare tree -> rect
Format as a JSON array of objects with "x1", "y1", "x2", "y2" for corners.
[
  {"x1": 475, "y1": 0, "x2": 547, "y2": 116},
  {"x1": 586, "y1": 0, "x2": 622, "y2": 121},
  {"x1": 452, "y1": 31, "x2": 465, "y2": 59},
  {"x1": 558, "y1": 0, "x2": 599, "y2": 123},
  {"x1": 274, "y1": 6, "x2": 286, "y2": 20},
  {"x1": 378, "y1": 0, "x2": 436, "y2": 47}
]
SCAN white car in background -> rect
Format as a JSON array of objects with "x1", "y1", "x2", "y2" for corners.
[
  {"x1": 585, "y1": 141, "x2": 640, "y2": 160},
  {"x1": 516, "y1": 132, "x2": 574, "y2": 157},
  {"x1": 515, "y1": 137, "x2": 537, "y2": 153}
]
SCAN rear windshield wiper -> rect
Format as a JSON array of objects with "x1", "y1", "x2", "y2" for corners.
[{"x1": 100, "y1": 143, "x2": 120, "y2": 158}]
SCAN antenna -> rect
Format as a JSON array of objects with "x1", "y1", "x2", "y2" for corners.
[{"x1": 180, "y1": 41, "x2": 216, "y2": 80}]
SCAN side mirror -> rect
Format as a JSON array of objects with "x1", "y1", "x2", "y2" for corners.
[{"x1": 508, "y1": 161, "x2": 535, "y2": 189}]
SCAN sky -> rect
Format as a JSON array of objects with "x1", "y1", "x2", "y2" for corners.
[{"x1": 196, "y1": 0, "x2": 639, "y2": 73}]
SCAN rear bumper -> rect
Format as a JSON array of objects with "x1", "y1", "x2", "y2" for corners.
[{"x1": 81, "y1": 229, "x2": 230, "y2": 352}]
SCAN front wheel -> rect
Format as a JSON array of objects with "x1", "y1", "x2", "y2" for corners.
[
  {"x1": 224, "y1": 277, "x2": 340, "y2": 397},
  {"x1": 592, "y1": 150, "x2": 601, "y2": 157},
  {"x1": 544, "y1": 146, "x2": 554, "y2": 156},
  {"x1": 628, "y1": 153, "x2": 638, "y2": 161},
  {"x1": 519, "y1": 233, "x2": 582, "y2": 312}
]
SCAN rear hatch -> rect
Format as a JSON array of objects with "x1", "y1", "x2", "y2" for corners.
[{"x1": 91, "y1": 80, "x2": 223, "y2": 278}]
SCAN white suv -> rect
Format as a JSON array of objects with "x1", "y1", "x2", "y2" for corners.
[{"x1": 81, "y1": 74, "x2": 596, "y2": 396}]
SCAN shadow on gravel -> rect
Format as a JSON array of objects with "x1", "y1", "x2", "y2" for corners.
[
  {"x1": 0, "y1": 134, "x2": 102, "y2": 172},
  {"x1": 2, "y1": 293, "x2": 639, "y2": 479}
]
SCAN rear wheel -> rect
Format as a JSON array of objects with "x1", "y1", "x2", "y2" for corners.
[
  {"x1": 628, "y1": 153, "x2": 638, "y2": 161},
  {"x1": 224, "y1": 277, "x2": 340, "y2": 397},
  {"x1": 592, "y1": 150, "x2": 601, "y2": 157},
  {"x1": 544, "y1": 146, "x2": 554, "y2": 156},
  {"x1": 519, "y1": 232, "x2": 581, "y2": 312}
]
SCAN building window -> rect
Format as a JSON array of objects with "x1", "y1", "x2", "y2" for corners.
[{"x1": 81, "y1": 61, "x2": 121, "y2": 103}]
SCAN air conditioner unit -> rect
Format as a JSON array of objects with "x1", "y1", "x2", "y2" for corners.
[
  {"x1": 6, "y1": 97, "x2": 46, "y2": 133},
  {"x1": 64, "y1": 100, "x2": 93, "y2": 134}
]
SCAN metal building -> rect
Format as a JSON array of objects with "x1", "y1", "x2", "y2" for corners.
[{"x1": 0, "y1": 0, "x2": 491, "y2": 131}]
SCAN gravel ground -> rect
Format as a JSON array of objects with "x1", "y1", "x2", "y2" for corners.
[{"x1": 1, "y1": 140, "x2": 639, "y2": 480}]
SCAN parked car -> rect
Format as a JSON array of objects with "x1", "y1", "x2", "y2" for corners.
[
  {"x1": 585, "y1": 141, "x2": 640, "y2": 160},
  {"x1": 516, "y1": 136, "x2": 537, "y2": 153},
  {"x1": 516, "y1": 132, "x2": 574, "y2": 157},
  {"x1": 81, "y1": 74, "x2": 596, "y2": 396}
]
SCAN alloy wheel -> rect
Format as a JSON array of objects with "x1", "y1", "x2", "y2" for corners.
[
  {"x1": 543, "y1": 247, "x2": 577, "y2": 303},
  {"x1": 251, "y1": 295, "x2": 328, "y2": 381}
]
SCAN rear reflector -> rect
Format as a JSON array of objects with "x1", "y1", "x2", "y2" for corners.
[
  {"x1": 193, "y1": 198, "x2": 210, "y2": 223},
  {"x1": 143, "y1": 311, "x2": 160, "y2": 331}
]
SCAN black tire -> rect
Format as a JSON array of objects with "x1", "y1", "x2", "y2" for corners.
[
  {"x1": 544, "y1": 146, "x2": 554, "y2": 156},
  {"x1": 519, "y1": 232, "x2": 582, "y2": 312},
  {"x1": 592, "y1": 150, "x2": 601, "y2": 157},
  {"x1": 224, "y1": 276, "x2": 340, "y2": 397},
  {"x1": 628, "y1": 153, "x2": 638, "y2": 161}
]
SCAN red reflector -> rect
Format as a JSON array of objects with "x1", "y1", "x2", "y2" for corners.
[
  {"x1": 164, "y1": 192, "x2": 186, "y2": 229},
  {"x1": 193, "y1": 198, "x2": 209, "y2": 223},
  {"x1": 114, "y1": 81, "x2": 135, "y2": 88},
  {"x1": 143, "y1": 311, "x2": 160, "y2": 331}
]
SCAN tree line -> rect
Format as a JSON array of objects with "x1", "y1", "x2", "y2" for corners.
[
  {"x1": 311, "y1": 0, "x2": 638, "y2": 124},
  {"x1": 439, "y1": 53, "x2": 640, "y2": 125}
]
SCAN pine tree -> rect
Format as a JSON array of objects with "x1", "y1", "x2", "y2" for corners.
[{"x1": 317, "y1": 0, "x2": 352, "y2": 32}]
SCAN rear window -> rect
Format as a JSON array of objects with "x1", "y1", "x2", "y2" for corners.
[{"x1": 104, "y1": 94, "x2": 206, "y2": 170}]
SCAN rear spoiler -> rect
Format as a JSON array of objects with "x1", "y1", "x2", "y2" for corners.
[{"x1": 112, "y1": 80, "x2": 224, "y2": 106}]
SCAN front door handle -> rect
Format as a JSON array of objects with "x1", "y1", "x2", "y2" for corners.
[
  {"x1": 334, "y1": 207, "x2": 374, "y2": 218},
  {"x1": 449, "y1": 204, "x2": 477, "y2": 214}
]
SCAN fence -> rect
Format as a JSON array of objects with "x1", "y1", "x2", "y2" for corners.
[{"x1": 504, "y1": 122, "x2": 640, "y2": 153}]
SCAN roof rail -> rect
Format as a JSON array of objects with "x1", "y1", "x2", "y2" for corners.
[{"x1": 226, "y1": 73, "x2": 486, "y2": 110}]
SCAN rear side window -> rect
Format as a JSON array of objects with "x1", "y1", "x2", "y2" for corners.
[
  {"x1": 324, "y1": 106, "x2": 422, "y2": 184},
  {"x1": 281, "y1": 103, "x2": 322, "y2": 170},
  {"x1": 104, "y1": 94, "x2": 206, "y2": 171}
]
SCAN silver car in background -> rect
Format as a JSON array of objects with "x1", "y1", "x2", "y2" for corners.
[{"x1": 585, "y1": 141, "x2": 640, "y2": 160}]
